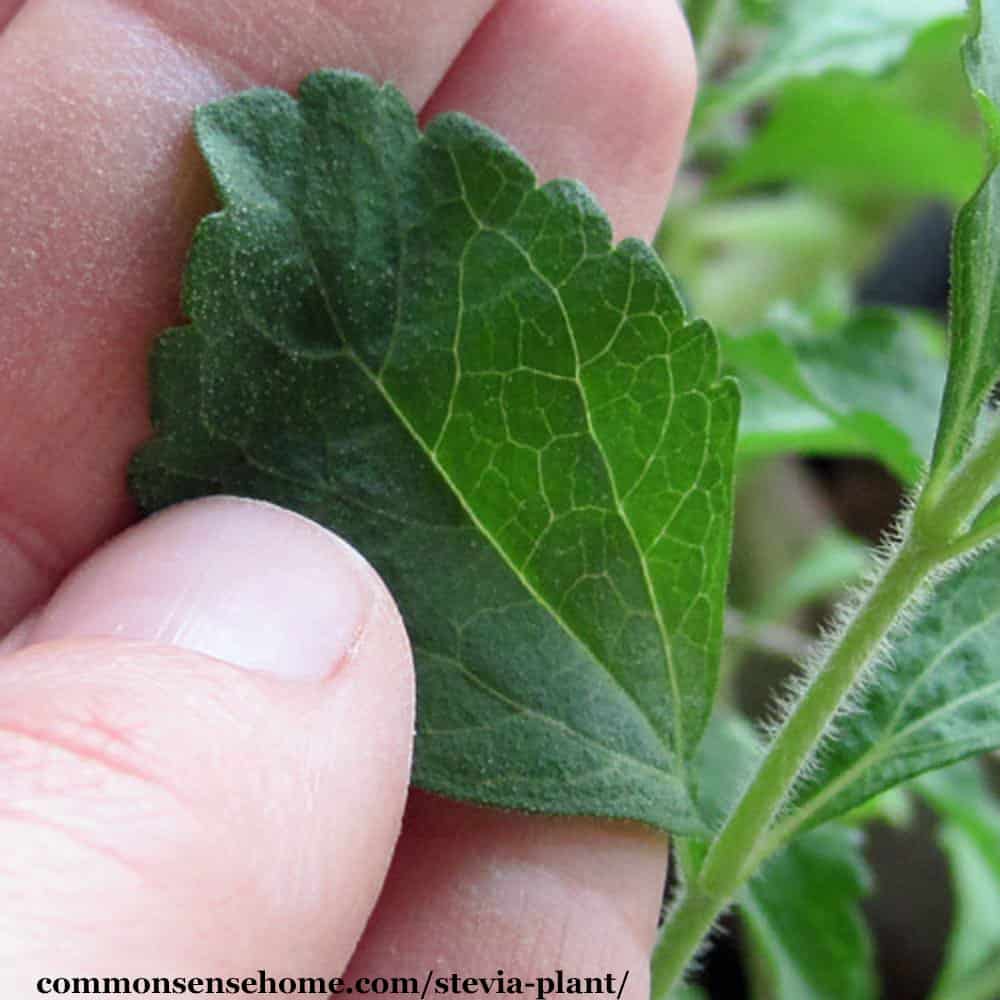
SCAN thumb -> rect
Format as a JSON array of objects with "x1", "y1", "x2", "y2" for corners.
[{"x1": 0, "y1": 497, "x2": 414, "y2": 989}]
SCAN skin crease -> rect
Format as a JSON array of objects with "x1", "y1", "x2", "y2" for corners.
[{"x1": 0, "y1": 0, "x2": 696, "y2": 993}]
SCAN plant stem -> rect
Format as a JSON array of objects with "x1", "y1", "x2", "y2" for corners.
[
  {"x1": 940, "y1": 518, "x2": 1000, "y2": 561},
  {"x1": 918, "y1": 420, "x2": 1000, "y2": 536},
  {"x1": 651, "y1": 538, "x2": 938, "y2": 994},
  {"x1": 651, "y1": 406, "x2": 1000, "y2": 993},
  {"x1": 650, "y1": 886, "x2": 723, "y2": 999}
]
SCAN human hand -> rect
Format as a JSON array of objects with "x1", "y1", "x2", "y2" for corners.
[{"x1": 0, "y1": 1, "x2": 696, "y2": 993}]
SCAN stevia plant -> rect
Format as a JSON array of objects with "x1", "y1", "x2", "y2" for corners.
[{"x1": 130, "y1": 0, "x2": 1000, "y2": 995}]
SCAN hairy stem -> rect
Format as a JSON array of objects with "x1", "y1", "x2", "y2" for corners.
[
  {"x1": 652, "y1": 539, "x2": 937, "y2": 994},
  {"x1": 919, "y1": 420, "x2": 1000, "y2": 536},
  {"x1": 652, "y1": 421, "x2": 1000, "y2": 993}
]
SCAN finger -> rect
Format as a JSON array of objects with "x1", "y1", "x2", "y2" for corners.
[
  {"x1": 0, "y1": 1, "x2": 24, "y2": 30},
  {"x1": 346, "y1": 794, "x2": 667, "y2": 998},
  {"x1": 421, "y1": 0, "x2": 696, "y2": 240},
  {"x1": 0, "y1": 0, "x2": 497, "y2": 631},
  {"x1": 0, "y1": 497, "x2": 414, "y2": 988}
]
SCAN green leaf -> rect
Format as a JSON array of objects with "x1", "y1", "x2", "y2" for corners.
[
  {"x1": 716, "y1": 16, "x2": 980, "y2": 202},
  {"x1": 839, "y1": 784, "x2": 914, "y2": 829},
  {"x1": 726, "y1": 307, "x2": 947, "y2": 484},
  {"x1": 698, "y1": 1, "x2": 965, "y2": 128},
  {"x1": 919, "y1": 762, "x2": 1000, "y2": 1000},
  {"x1": 928, "y1": 0, "x2": 1000, "y2": 485},
  {"x1": 130, "y1": 71, "x2": 740, "y2": 834},
  {"x1": 657, "y1": 194, "x2": 864, "y2": 332},
  {"x1": 739, "y1": 825, "x2": 876, "y2": 1000},
  {"x1": 693, "y1": 712, "x2": 764, "y2": 831},
  {"x1": 779, "y1": 546, "x2": 1000, "y2": 835},
  {"x1": 716, "y1": 72, "x2": 983, "y2": 203},
  {"x1": 738, "y1": 0, "x2": 776, "y2": 23},
  {"x1": 755, "y1": 528, "x2": 869, "y2": 622}
]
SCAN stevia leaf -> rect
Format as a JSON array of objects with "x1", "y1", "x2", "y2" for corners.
[
  {"x1": 716, "y1": 73, "x2": 983, "y2": 204},
  {"x1": 929, "y1": 0, "x2": 1000, "y2": 484},
  {"x1": 726, "y1": 307, "x2": 947, "y2": 484},
  {"x1": 130, "y1": 71, "x2": 739, "y2": 834},
  {"x1": 919, "y1": 762, "x2": 1000, "y2": 1000},
  {"x1": 739, "y1": 826, "x2": 876, "y2": 1000},
  {"x1": 779, "y1": 546, "x2": 1000, "y2": 835},
  {"x1": 697, "y1": 1, "x2": 965, "y2": 130}
]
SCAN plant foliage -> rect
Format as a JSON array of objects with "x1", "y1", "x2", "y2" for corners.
[{"x1": 132, "y1": 0, "x2": 1000, "y2": 994}]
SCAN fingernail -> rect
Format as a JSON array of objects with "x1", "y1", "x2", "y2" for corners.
[{"x1": 28, "y1": 497, "x2": 373, "y2": 680}]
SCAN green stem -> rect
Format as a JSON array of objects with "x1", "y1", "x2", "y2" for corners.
[
  {"x1": 918, "y1": 421, "x2": 1000, "y2": 536},
  {"x1": 650, "y1": 887, "x2": 723, "y2": 999},
  {"x1": 651, "y1": 383, "x2": 1000, "y2": 993},
  {"x1": 940, "y1": 518, "x2": 1000, "y2": 562},
  {"x1": 672, "y1": 837, "x2": 702, "y2": 889},
  {"x1": 652, "y1": 539, "x2": 938, "y2": 993}
]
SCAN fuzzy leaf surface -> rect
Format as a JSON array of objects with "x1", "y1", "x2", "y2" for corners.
[
  {"x1": 130, "y1": 71, "x2": 739, "y2": 834},
  {"x1": 783, "y1": 547, "x2": 1000, "y2": 834}
]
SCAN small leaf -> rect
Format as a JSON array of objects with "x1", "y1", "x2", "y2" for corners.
[
  {"x1": 918, "y1": 762, "x2": 1000, "y2": 1000},
  {"x1": 698, "y1": 1, "x2": 965, "y2": 128},
  {"x1": 840, "y1": 785, "x2": 914, "y2": 829},
  {"x1": 928, "y1": 0, "x2": 1000, "y2": 482},
  {"x1": 756, "y1": 529, "x2": 869, "y2": 623},
  {"x1": 130, "y1": 71, "x2": 740, "y2": 834},
  {"x1": 726, "y1": 307, "x2": 946, "y2": 484},
  {"x1": 739, "y1": 825, "x2": 877, "y2": 1000},
  {"x1": 784, "y1": 546, "x2": 1000, "y2": 833},
  {"x1": 716, "y1": 73, "x2": 983, "y2": 204}
]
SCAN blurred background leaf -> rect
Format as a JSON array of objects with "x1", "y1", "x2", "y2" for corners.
[
  {"x1": 694, "y1": 1, "x2": 966, "y2": 134},
  {"x1": 739, "y1": 825, "x2": 877, "y2": 1000},
  {"x1": 726, "y1": 306, "x2": 947, "y2": 483},
  {"x1": 920, "y1": 762, "x2": 1000, "y2": 1000},
  {"x1": 667, "y1": 2, "x2": 1000, "y2": 996}
]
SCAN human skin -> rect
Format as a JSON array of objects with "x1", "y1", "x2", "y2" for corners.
[{"x1": 0, "y1": 1, "x2": 696, "y2": 992}]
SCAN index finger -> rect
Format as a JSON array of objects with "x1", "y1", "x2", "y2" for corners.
[{"x1": 0, "y1": 0, "x2": 497, "y2": 631}]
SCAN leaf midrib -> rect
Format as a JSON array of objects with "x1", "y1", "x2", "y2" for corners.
[
  {"x1": 268, "y1": 136, "x2": 682, "y2": 774},
  {"x1": 441, "y1": 178, "x2": 689, "y2": 765}
]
